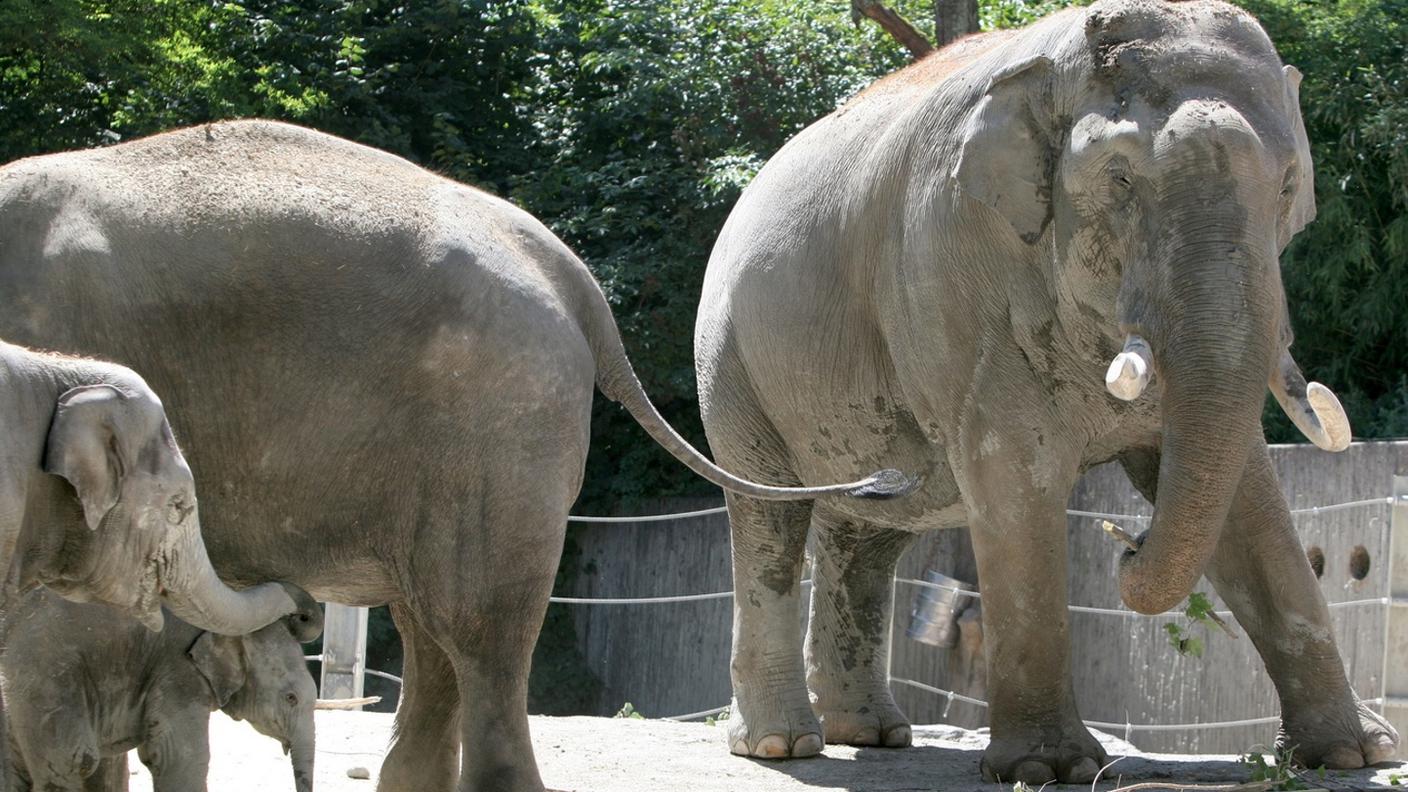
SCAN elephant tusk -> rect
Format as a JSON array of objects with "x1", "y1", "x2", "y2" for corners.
[
  {"x1": 1269, "y1": 349, "x2": 1351, "y2": 452},
  {"x1": 1105, "y1": 335, "x2": 1153, "y2": 401},
  {"x1": 315, "y1": 696, "x2": 382, "y2": 710}
]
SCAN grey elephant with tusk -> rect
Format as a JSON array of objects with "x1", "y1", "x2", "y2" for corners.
[
  {"x1": 695, "y1": 0, "x2": 1395, "y2": 784},
  {"x1": 0, "y1": 587, "x2": 322, "y2": 792}
]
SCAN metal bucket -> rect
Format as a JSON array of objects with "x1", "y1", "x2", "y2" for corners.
[{"x1": 905, "y1": 569, "x2": 976, "y2": 649}]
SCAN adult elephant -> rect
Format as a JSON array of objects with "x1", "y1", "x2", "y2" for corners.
[
  {"x1": 695, "y1": 0, "x2": 1397, "y2": 783},
  {"x1": 0, "y1": 120, "x2": 908, "y2": 792}
]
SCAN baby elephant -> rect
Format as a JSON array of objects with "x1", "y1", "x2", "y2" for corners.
[{"x1": 1, "y1": 588, "x2": 323, "y2": 792}]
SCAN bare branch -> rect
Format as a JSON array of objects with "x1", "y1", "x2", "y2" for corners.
[{"x1": 852, "y1": 0, "x2": 934, "y2": 58}]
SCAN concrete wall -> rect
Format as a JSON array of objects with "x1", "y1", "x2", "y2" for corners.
[{"x1": 563, "y1": 442, "x2": 1405, "y2": 753}]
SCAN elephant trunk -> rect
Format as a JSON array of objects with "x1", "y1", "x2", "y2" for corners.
[
  {"x1": 158, "y1": 514, "x2": 302, "y2": 635},
  {"x1": 1117, "y1": 244, "x2": 1277, "y2": 615},
  {"x1": 290, "y1": 732, "x2": 316, "y2": 792}
]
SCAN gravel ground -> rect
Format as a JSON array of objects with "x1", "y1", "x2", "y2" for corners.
[{"x1": 122, "y1": 711, "x2": 1405, "y2": 791}]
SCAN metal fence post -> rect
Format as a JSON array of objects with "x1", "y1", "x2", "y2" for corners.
[
  {"x1": 1384, "y1": 474, "x2": 1408, "y2": 759},
  {"x1": 320, "y1": 604, "x2": 369, "y2": 707}
]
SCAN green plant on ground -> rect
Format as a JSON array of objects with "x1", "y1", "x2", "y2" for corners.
[
  {"x1": 705, "y1": 706, "x2": 730, "y2": 726},
  {"x1": 1240, "y1": 744, "x2": 1332, "y2": 791},
  {"x1": 614, "y1": 702, "x2": 645, "y2": 719}
]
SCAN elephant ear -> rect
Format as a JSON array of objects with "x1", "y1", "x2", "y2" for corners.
[
  {"x1": 189, "y1": 631, "x2": 247, "y2": 708},
  {"x1": 43, "y1": 385, "x2": 131, "y2": 530},
  {"x1": 954, "y1": 54, "x2": 1057, "y2": 245},
  {"x1": 1281, "y1": 64, "x2": 1317, "y2": 246}
]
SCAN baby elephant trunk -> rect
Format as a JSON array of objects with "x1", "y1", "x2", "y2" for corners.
[{"x1": 290, "y1": 732, "x2": 315, "y2": 792}]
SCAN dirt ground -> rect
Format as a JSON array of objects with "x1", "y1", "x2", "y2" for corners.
[{"x1": 123, "y1": 711, "x2": 1405, "y2": 791}]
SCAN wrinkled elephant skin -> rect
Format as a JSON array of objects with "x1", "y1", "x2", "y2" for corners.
[
  {"x1": 1, "y1": 588, "x2": 321, "y2": 792},
  {"x1": 0, "y1": 119, "x2": 912, "y2": 792},
  {"x1": 694, "y1": 0, "x2": 1398, "y2": 783}
]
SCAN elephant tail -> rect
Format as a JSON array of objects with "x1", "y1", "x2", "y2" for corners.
[{"x1": 574, "y1": 264, "x2": 917, "y2": 502}]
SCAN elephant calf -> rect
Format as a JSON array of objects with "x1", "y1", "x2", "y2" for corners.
[
  {"x1": 1, "y1": 587, "x2": 323, "y2": 792},
  {"x1": 0, "y1": 339, "x2": 313, "y2": 634}
]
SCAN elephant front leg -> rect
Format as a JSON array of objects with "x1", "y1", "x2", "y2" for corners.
[
  {"x1": 962, "y1": 447, "x2": 1105, "y2": 785},
  {"x1": 138, "y1": 718, "x2": 211, "y2": 792},
  {"x1": 726, "y1": 494, "x2": 821, "y2": 759},
  {"x1": 82, "y1": 755, "x2": 129, "y2": 792},
  {"x1": 805, "y1": 514, "x2": 915, "y2": 748},
  {"x1": 1204, "y1": 444, "x2": 1398, "y2": 768}
]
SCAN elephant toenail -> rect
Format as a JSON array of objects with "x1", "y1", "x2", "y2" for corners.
[
  {"x1": 754, "y1": 735, "x2": 791, "y2": 758},
  {"x1": 1066, "y1": 756, "x2": 1101, "y2": 783},
  {"x1": 730, "y1": 737, "x2": 751, "y2": 756},
  {"x1": 793, "y1": 733, "x2": 824, "y2": 757},
  {"x1": 1366, "y1": 734, "x2": 1397, "y2": 764},
  {"x1": 1014, "y1": 760, "x2": 1056, "y2": 784},
  {"x1": 884, "y1": 725, "x2": 912, "y2": 747},
  {"x1": 852, "y1": 727, "x2": 881, "y2": 745}
]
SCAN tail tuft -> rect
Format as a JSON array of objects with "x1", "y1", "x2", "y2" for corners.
[{"x1": 843, "y1": 469, "x2": 922, "y2": 500}]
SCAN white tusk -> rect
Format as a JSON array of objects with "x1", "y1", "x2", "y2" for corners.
[
  {"x1": 315, "y1": 696, "x2": 382, "y2": 710},
  {"x1": 1105, "y1": 335, "x2": 1153, "y2": 401},
  {"x1": 1268, "y1": 350, "x2": 1351, "y2": 452}
]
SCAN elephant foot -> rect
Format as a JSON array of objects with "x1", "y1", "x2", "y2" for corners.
[
  {"x1": 980, "y1": 724, "x2": 1108, "y2": 785},
  {"x1": 1280, "y1": 698, "x2": 1399, "y2": 769},
  {"x1": 816, "y1": 700, "x2": 912, "y2": 748},
  {"x1": 725, "y1": 695, "x2": 824, "y2": 759}
]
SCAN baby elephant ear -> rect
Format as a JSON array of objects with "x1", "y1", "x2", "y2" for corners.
[
  {"x1": 43, "y1": 385, "x2": 130, "y2": 530},
  {"x1": 189, "y1": 632, "x2": 247, "y2": 708},
  {"x1": 954, "y1": 54, "x2": 1057, "y2": 244}
]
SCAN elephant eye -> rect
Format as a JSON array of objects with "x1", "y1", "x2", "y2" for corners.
[
  {"x1": 285, "y1": 692, "x2": 299, "y2": 706},
  {"x1": 1105, "y1": 157, "x2": 1134, "y2": 201}
]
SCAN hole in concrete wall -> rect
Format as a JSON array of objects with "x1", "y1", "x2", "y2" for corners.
[
  {"x1": 1349, "y1": 545, "x2": 1370, "y2": 581},
  {"x1": 1306, "y1": 546, "x2": 1325, "y2": 579}
]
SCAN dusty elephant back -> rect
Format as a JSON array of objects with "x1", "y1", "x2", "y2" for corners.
[{"x1": 0, "y1": 120, "x2": 600, "y2": 601}]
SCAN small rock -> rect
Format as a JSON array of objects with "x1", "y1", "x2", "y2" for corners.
[{"x1": 346, "y1": 766, "x2": 372, "y2": 780}]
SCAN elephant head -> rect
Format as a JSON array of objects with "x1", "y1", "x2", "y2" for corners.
[
  {"x1": 190, "y1": 607, "x2": 324, "y2": 792},
  {"x1": 955, "y1": 0, "x2": 1346, "y2": 613},
  {"x1": 39, "y1": 381, "x2": 314, "y2": 634}
]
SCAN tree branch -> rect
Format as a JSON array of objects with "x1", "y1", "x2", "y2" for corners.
[{"x1": 852, "y1": 0, "x2": 934, "y2": 58}]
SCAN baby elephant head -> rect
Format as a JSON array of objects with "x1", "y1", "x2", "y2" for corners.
[
  {"x1": 189, "y1": 606, "x2": 324, "y2": 792},
  {"x1": 41, "y1": 381, "x2": 311, "y2": 635}
]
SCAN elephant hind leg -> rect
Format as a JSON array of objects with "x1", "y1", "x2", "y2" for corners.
[
  {"x1": 805, "y1": 513, "x2": 916, "y2": 748},
  {"x1": 701, "y1": 351, "x2": 821, "y2": 759},
  {"x1": 377, "y1": 603, "x2": 462, "y2": 792},
  {"x1": 722, "y1": 492, "x2": 819, "y2": 759}
]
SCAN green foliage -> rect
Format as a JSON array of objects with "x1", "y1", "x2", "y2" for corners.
[
  {"x1": 1240, "y1": 744, "x2": 1323, "y2": 791},
  {"x1": 1245, "y1": 0, "x2": 1408, "y2": 442},
  {"x1": 705, "y1": 706, "x2": 730, "y2": 725},
  {"x1": 1164, "y1": 592, "x2": 1223, "y2": 657},
  {"x1": 613, "y1": 701, "x2": 645, "y2": 719}
]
